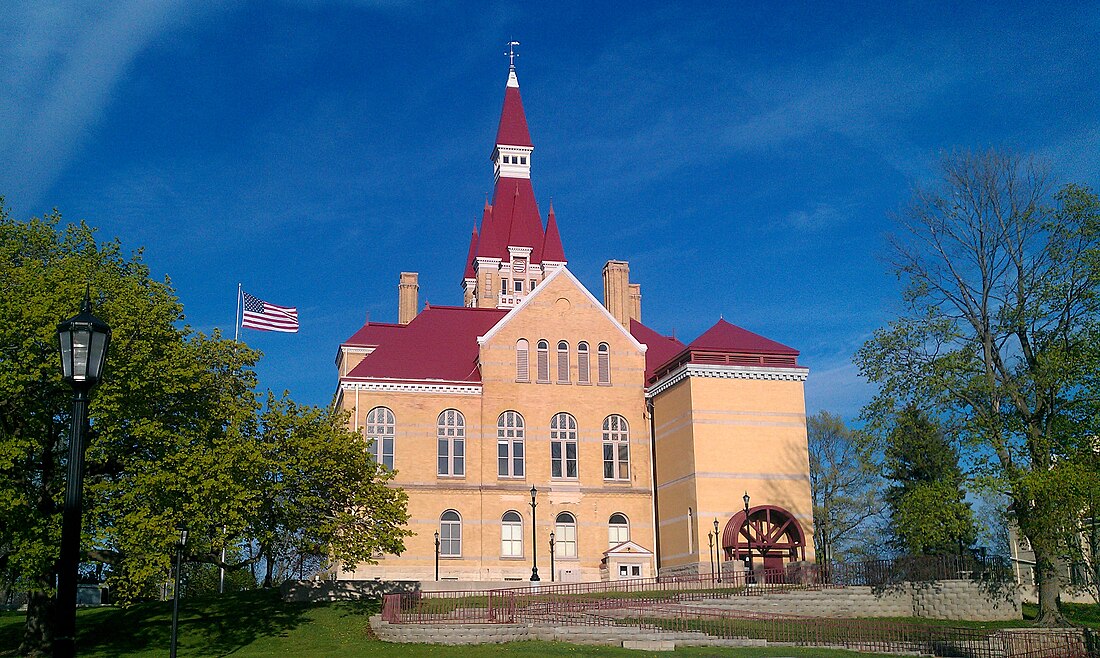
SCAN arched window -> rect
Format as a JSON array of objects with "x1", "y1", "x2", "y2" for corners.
[
  {"x1": 557, "y1": 340, "x2": 570, "y2": 383},
  {"x1": 609, "y1": 513, "x2": 630, "y2": 548},
  {"x1": 555, "y1": 512, "x2": 577, "y2": 558},
  {"x1": 437, "y1": 409, "x2": 465, "y2": 477},
  {"x1": 501, "y1": 511, "x2": 523, "y2": 557},
  {"x1": 536, "y1": 340, "x2": 550, "y2": 383},
  {"x1": 440, "y1": 510, "x2": 462, "y2": 557},
  {"x1": 597, "y1": 343, "x2": 611, "y2": 385},
  {"x1": 550, "y1": 412, "x2": 578, "y2": 479},
  {"x1": 602, "y1": 415, "x2": 629, "y2": 480},
  {"x1": 364, "y1": 406, "x2": 395, "y2": 469},
  {"x1": 577, "y1": 342, "x2": 591, "y2": 384},
  {"x1": 516, "y1": 339, "x2": 530, "y2": 382},
  {"x1": 497, "y1": 411, "x2": 525, "y2": 478}
]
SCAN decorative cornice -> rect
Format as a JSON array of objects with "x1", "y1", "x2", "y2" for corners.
[
  {"x1": 646, "y1": 363, "x2": 808, "y2": 397},
  {"x1": 340, "y1": 380, "x2": 482, "y2": 395}
]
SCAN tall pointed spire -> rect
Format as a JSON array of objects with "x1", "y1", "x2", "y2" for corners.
[
  {"x1": 542, "y1": 199, "x2": 566, "y2": 263},
  {"x1": 463, "y1": 224, "x2": 479, "y2": 279}
]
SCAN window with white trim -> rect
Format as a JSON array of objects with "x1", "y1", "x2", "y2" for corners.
[
  {"x1": 536, "y1": 340, "x2": 550, "y2": 383},
  {"x1": 497, "y1": 411, "x2": 525, "y2": 477},
  {"x1": 555, "y1": 512, "x2": 577, "y2": 558},
  {"x1": 597, "y1": 343, "x2": 611, "y2": 384},
  {"x1": 437, "y1": 409, "x2": 465, "y2": 477},
  {"x1": 501, "y1": 511, "x2": 523, "y2": 557},
  {"x1": 364, "y1": 406, "x2": 395, "y2": 469},
  {"x1": 516, "y1": 339, "x2": 530, "y2": 382},
  {"x1": 550, "y1": 412, "x2": 578, "y2": 479},
  {"x1": 577, "y1": 342, "x2": 591, "y2": 384},
  {"x1": 603, "y1": 415, "x2": 630, "y2": 480},
  {"x1": 440, "y1": 510, "x2": 462, "y2": 557},
  {"x1": 609, "y1": 513, "x2": 630, "y2": 547},
  {"x1": 557, "y1": 340, "x2": 570, "y2": 383}
]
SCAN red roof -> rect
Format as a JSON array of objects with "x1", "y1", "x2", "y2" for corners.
[
  {"x1": 477, "y1": 177, "x2": 546, "y2": 261},
  {"x1": 541, "y1": 202, "x2": 566, "y2": 262},
  {"x1": 630, "y1": 319, "x2": 687, "y2": 382},
  {"x1": 495, "y1": 83, "x2": 533, "y2": 147},
  {"x1": 344, "y1": 306, "x2": 507, "y2": 383},
  {"x1": 343, "y1": 321, "x2": 405, "y2": 348},
  {"x1": 688, "y1": 318, "x2": 799, "y2": 355}
]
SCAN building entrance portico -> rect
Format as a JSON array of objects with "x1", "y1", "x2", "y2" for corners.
[{"x1": 720, "y1": 504, "x2": 808, "y2": 577}]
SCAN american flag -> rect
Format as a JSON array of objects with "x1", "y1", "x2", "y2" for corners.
[{"x1": 241, "y1": 292, "x2": 299, "y2": 333}]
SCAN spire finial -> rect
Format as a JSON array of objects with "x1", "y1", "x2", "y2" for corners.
[{"x1": 506, "y1": 40, "x2": 520, "y2": 69}]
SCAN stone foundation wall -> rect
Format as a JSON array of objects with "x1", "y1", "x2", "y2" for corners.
[{"x1": 710, "y1": 581, "x2": 1020, "y2": 621}]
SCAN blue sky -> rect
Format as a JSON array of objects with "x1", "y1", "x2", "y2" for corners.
[{"x1": 3, "y1": 2, "x2": 1098, "y2": 419}]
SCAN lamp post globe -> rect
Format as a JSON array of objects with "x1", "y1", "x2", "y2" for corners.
[{"x1": 54, "y1": 291, "x2": 111, "y2": 658}]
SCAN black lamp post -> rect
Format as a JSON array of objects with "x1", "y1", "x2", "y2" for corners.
[
  {"x1": 54, "y1": 292, "x2": 111, "y2": 658},
  {"x1": 549, "y1": 532, "x2": 555, "y2": 582},
  {"x1": 434, "y1": 531, "x2": 440, "y2": 581},
  {"x1": 707, "y1": 532, "x2": 715, "y2": 583},
  {"x1": 529, "y1": 486, "x2": 540, "y2": 581},
  {"x1": 170, "y1": 526, "x2": 189, "y2": 658},
  {"x1": 743, "y1": 492, "x2": 753, "y2": 581},
  {"x1": 714, "y1": 519, "x2": 721, "y2": 583}
]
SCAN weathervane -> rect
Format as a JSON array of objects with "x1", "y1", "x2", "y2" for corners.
[{"x1": 506, "y1": 40, "x2": 520, "y2": 69}]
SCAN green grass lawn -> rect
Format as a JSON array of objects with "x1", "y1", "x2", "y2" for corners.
[{"x1": 1, "y1": 589, "x2": 1095, "y2": 657}]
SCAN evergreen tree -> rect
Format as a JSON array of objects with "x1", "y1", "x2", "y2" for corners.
[{"x1": 883, "y1": 405, "x2": 976, "y2": 556}]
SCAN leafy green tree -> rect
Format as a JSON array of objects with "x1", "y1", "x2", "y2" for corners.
[
  {"x1": 0, "y1": 204, "x2": 409, "y2": 653},
  {"x1": 807, "y1": 411, "x2": 887, "y2": 563},
  {"x1": 883, "y1": 406, "x2": 975, "y2": 556},
  {"x1": 855, "y1": 151, "x2": 1100, "y2": 626},
  {"x1": 249, "y1": 394, "x2": 411, "y2": 588}
]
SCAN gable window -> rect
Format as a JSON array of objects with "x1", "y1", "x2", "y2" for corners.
[
  {"x1": 577, "y1": 342, "x2": 591, "y2": 384},
  {"x1": 501, "y1": 511, "x2": 523, "y2": 557},
  {"x1": 555, "y1": 512, "x2": 577, "y2": 558},
  {"x1": 437, "y1": 409, "x2": 465, "y2": 477},
  {"x1": 516, "y1": 339, "x2": 530, "y2": 382},
  {"x1": 557, "y1": 340, "x2": 570, "y2": 383},
  {"x1": 550, "y1": 412, "x2": 578, "y2": 479},
  {"x1": 609, "y1": 513, "x2": 630, "y2": 548},
  {"x1": 603, "y1": 415, "x2": 630, "y2": 480},
  {"x1": 440, "y1": 510, "x2": 462, "y2": 557},
  {"x1": 497, "y1": 411, "x2": 525, "y2": 478},
  {"x1": 597, "y1": 343, "x2": 611, "y2": 385},
  {"x1": 536, "y1": 340, "x2": 550, "y2": 383},
  {"x1": 364, "y1": 406, "x2": 395, "y2": 469}
]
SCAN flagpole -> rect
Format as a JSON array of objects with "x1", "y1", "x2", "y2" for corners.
[{"x1": 235, "y1": 283, "x2": 242, "y2": 342}]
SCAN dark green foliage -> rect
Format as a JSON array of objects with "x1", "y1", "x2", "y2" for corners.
[{"x1": 883, "y1": 406, "x2": 976, "y2": 556}]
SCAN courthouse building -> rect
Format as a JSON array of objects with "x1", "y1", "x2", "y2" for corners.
[{"x1": 333, "y1": 63, "x2": 814, "y2": 583}]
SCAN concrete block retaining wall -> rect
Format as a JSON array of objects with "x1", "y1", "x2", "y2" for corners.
[{"x1": 707, "y1": 581, "x2": 1020, "y2": 621}]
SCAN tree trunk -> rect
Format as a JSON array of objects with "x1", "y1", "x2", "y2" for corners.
[
  {"x1": 20, "y1": 580, "x2": 54, "y2": 657},
  {"x1": 263, "y1": 553, "x2": 275, "y2": 588},
  {"x1": 1033, "y1": 543, "x2": 1070, "y2": 627}
]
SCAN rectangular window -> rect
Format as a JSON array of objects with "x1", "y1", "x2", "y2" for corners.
[
  {"x1": 502, "y1": 523, "x2": 523, "y2": 557},
  {"x1": 438, "y1": 438, "x2": 449, "y2": 475},
  {"x1": 556, "y1": 525, "x2": 577, "y2": 558},
  {"x1": 550, "y1": 441, "x2": 578, "y2": 479},
  {"x1": 520, "y1": 156, "x2": 527, "y2": 164},
  {"x1": 454, "y1": 439, "x2": 465, "y2": 476},
  {"x1": 530, "y1": 279, "x2": 536, "y2": 290},
  {"x1": 577, "y1": 350, "x2": 590, "y2": 384},
  {"x1": 631, "y1": 565, "x2": 641, "y2": 576},
  {"x1": 515, "y1": 280, "x2": 523, "y2": 293},
  {"x1": 501, "y1": 278, "x2": 508, "y2": 294}
]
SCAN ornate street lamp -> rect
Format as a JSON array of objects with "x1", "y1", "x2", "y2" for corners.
[
  {"x1": 170, "y1": 526, "x2": 189, "y2": 658},
  {"x1": 434, "y1": 531, "x2": 440, "y2": 581},
  {"x1": 707, "y1": 532, "x2": 715, "y2": 583},
  {"x1": 549, "y1": 532, "x2": 556, "y2": 582},
  {"x1": 743, "y1": 492, "x2": 753, "y2": 582},
  {"x1": 54, "y1": 291, "x2": 111, "y2": 658},
  {"x1": 714, "y1": 519, "x2": 722, "y2": 583},
  {"x1": 529, "y1": 486, "x2": 540, "y2": 581}
]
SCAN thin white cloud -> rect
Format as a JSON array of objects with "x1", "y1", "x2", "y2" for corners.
[{"x1": 0, "y1": 1, "x2": 199, "y2": 210}]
